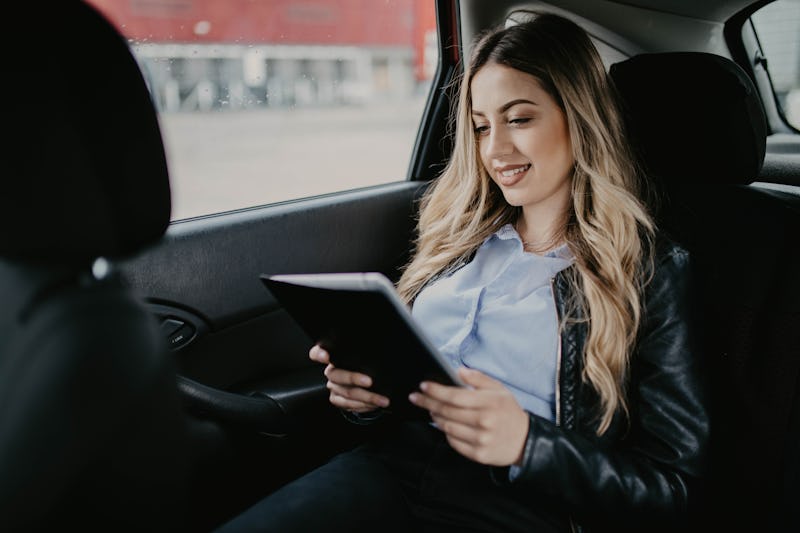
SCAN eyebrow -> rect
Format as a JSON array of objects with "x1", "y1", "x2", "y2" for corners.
[{"x1": 472, "y1": 98, "x2": 538, "y2": 116}]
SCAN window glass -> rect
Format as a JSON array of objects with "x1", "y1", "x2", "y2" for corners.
[
  {"x1": 751, "y1": 0, "x2": 800, "y2": 129},
  {"x1": 86, "y1": 0, "x2": 437, "y2": 220}
]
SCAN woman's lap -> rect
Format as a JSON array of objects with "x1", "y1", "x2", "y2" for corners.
[{"x1": 214, "y1": 421, "x2": 566, "y2": 533}]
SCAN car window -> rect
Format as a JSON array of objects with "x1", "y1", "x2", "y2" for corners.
[
  {"x1": 86, "y1": 0, "x2": 437, "y2": 220},
  {"x1": 750, "y1": 0, "x2": 800, "y2": 131}
]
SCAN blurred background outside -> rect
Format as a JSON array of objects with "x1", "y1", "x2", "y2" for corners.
[
  {"x1": 87, "y1": 0, "x2": 438, "y2": 220},
  {"x1": 752, "y1": 0, "x2": 800, "y2": 130}
]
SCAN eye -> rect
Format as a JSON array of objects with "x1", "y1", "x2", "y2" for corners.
[
  {"x1": 473, "y1": 124, "x2": 489, "y2": 136},
  {"x1": 509, "y1": 117, "x2": 531, "y2": 126}
]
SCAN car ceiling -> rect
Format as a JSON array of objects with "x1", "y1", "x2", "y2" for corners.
[
  {"x1": 607, "y1": 0, "x2": 757, "y2": 22},
  {"x1": 459, "y1": 0, "x2": 764, "y2": 59},
  {"x1": 463, "y1": 0, "x2": 758, "y2": 23}
]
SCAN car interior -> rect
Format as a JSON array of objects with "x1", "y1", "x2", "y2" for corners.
[
  {"x1": 1, "y1": 0, "x2": 798, "y2": 531},
  {"x1": 0, "y1": 2, "x2": 187, "y2": 530}
]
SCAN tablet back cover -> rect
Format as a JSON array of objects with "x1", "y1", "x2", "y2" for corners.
[{"x1": 261, "y1": 273, "x2": 459, "y2": 415}]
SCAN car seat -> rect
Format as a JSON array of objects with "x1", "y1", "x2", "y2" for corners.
[
  {"x1": 610, "y1": 51, "x2": 800, "y2": 531},
  {"x1": 0, "y1": 2, "x2": 187, "y2": 530}
]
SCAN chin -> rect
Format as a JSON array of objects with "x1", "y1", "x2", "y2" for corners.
[{"x1": 500, "y1": 191, "x2": 531, "y2": 207}]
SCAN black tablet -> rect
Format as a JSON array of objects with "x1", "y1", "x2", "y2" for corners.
[{"x1": 260, "y1": 272, "x2": 464, "y2": 414}]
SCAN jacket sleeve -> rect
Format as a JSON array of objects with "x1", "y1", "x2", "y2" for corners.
[{"x1": 494, "y1": 246, "x2": 709, "y2": 529}]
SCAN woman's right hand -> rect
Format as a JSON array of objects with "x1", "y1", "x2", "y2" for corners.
[{"x1": 308, "y1": 344, "x2": 390, "y2": 413}]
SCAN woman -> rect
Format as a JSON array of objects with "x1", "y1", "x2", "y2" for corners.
[{"x1": 217, "y1": 13, "x2": 707, "y2": 532}]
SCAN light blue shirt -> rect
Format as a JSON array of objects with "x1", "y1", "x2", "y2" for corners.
[{"x1": 411, "y1": 224, "x2": 574, "y2": 422}]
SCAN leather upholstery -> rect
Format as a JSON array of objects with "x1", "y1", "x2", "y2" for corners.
[
  {"x1": 611, "y1": 52, "x2": 800, "y2": 531},
  {"x1": 610, "y1": 52, "x2": 767, "y2": 186},
  {"x1": 0, "y1": 2, "x2": 186, "y2": 530},
  {"x1": 1, "y1": 1, "x2": 170, "y2": 265}
]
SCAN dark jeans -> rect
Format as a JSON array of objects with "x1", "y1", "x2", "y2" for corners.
[{"x1": 215, "y1": 420, "x2": 567, "y2": 532}]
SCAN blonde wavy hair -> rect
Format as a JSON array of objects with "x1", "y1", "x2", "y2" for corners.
[{"x1": 397, "y1": 13, "x2": 655, "y2": 434}]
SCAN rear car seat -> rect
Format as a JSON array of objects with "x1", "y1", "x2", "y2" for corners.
[{"x1": 611, "y1": 52, "x2": 800, "y2": 531}]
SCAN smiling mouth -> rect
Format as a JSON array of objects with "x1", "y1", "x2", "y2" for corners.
[
  {"x1": 499, "y1": 164, "x2": 530, "y2": 178},
  {"x1": 496, "y1": 164, "x2": 530, "y2": 185}
]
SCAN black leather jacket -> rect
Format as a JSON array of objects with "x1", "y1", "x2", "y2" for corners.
[
  {"x1": 493, "y1": 242, "x2": 708, "y2": 532},
  {"x1": 346, "y1": 242, "x2": 708, "y2": 531}
]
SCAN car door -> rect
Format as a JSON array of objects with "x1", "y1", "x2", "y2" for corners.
[{"x1": 82, "y1": 0, "x2": 459, "y2": 530}]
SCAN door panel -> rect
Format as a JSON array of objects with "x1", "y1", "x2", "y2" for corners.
[
  {"x1": 118, "y1": 180, "x2": 426, "y2": 529},
  {"x1": 123, "y1": 182, "x2": 424, "y2": 326},
  {"x1": 121, "y1": 179, "x2": 424, "y2": 397}
]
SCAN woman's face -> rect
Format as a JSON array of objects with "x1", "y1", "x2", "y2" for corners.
[{"x1": 471, "y1": 63, "x2": 574, "y2": 215}]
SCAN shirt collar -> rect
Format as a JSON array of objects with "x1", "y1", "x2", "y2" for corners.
[{"x1": 493, "y1": 223, "x2": 574, "y2": 261}]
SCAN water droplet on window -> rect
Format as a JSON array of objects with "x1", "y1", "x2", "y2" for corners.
[{"x1": 194, "y1": 20, "x2": 211, "y2": 35}]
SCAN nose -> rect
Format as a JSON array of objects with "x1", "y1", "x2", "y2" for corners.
[{"x1": 483, "y1": 125, "x2": 513, "y2": 159}]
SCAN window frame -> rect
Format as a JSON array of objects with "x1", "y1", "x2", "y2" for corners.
[
  {"x1": 407, "y1": 0, "x2": 461, "y2": 182},
  {"x1": 726, "y1": 0, "x2": 800, "y2": 135}
]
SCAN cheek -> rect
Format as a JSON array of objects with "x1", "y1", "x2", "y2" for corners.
[
  {"x1": 559, "y1": 136, "x2": 575, "y2": 171},
  {"x1": 555, "y1": 121, "x2": 573, "y2": 164},
  {"x1": 477, "y1": 138, "x2": 487, "y2": 162},
  {"x1": 478, "y1": 140, "x2": 493, "y2": 172},
  {"x1": 537, "y1": 128, "x2": 572, "y2": 171}
]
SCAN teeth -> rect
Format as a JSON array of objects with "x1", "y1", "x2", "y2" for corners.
[{"x1": 500, "y1": 164, "x2": 530, "y2": 178}]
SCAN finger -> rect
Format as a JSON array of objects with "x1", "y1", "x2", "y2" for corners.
[
  {"x1": 411, "y1": 392, "x2": 479, "y2": 424},
  {"x1": 440, "y1": 429, "x2": 501, "y2": 466},
  {"x1": 408, "y1": 390, "x2": 441, "y2": 412},
  {"x1": 458, "y1": 367, "x2": 505, "y2": 390},
  {"x1": 328, "y1": 392, "x2": 381, "y2": 412},
  {"x1": 430, "y1": 414, "x2": 483, "y2": 446},
  {"x1": 440, "y1": 431, "x2": 484, "y2": 464},
  {"x1": 417, "y1": 381, "x2": 487, "y2": 408},
  {"x1": 324, "y1": 364, "x2": 373, "y2": 388},
  {"x1": 308, "y1": 344, "x2": 330, "y2": 364},
  {"x1": 328, "y1": 381, "x2": 390, "y2": 408}
]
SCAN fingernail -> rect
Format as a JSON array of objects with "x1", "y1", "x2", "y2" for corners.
[
  {"x1": 409, "y1": 392, "x2": 419, "y2": 404},
  {"x1": 378, "y1": 397, "x2": 390, "y2": 407},
  {"x1": 358, "y1": 376, "x2": 371, "y2": 387},
  {"x1": 419, "y1": 382, "x2": 429, "y2": 392}
]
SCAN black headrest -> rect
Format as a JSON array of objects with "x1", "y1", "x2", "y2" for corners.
[
  {"x1": 610, "y1": 52, "x2": 767, "y2": 185},
  {"x1": 1, "y1": 1, "x2": 170, "y2": 265}
]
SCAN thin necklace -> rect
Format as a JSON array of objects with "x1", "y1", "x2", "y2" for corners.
[
  {"x1": 522, "y1": 239, "x2": 560, "y2": 253},
  {"x1": 517, "y1": 224, "x2": 562, "y2": 253}
]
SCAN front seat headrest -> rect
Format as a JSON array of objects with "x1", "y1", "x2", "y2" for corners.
[
  {"x1": 1, "y1": 1, "x2": 171, "y2": 266},
  {"x1": 610, "y1": 52, "x2": 767, "y2": 186}
]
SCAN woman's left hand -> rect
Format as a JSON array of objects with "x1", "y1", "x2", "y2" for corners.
[{"x1": 409, "y1": 367, "x2": 529, "y2": 467}]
